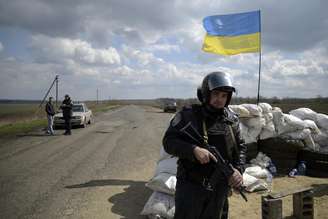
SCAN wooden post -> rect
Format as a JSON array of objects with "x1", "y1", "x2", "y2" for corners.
[
  {"x1": 293, "y1": 191, "x2": 314, "y2": 219},
  {"x1": 262, "y1": 196, "x2": 282, "y2": 219}
]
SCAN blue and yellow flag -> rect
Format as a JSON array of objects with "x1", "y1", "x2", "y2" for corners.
[{"x1": 202, "y1": 10, "x2": 261, "y2": 55}]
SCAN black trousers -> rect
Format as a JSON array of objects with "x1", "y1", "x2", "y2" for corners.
[
  {"x1": 174, "y1": 178, "x2": 229, "y2": 219},
  {"x1": 64, "y1": 117, "x2": 71, "y2": 134}
]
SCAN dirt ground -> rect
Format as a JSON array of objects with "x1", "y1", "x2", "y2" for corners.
[{"x1": 0, "y1": 105, "x2": 327, "y2": 219}]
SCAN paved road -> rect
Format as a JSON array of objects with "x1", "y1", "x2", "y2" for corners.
[{"x1": 0, "y1": 105, "x2": 172, "y2": 219}]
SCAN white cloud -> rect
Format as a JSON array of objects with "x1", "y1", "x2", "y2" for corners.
[
  {"x1": 29, "y1": 35, "x2": 120, "y2": 66},
  {"x1": 146, "y1": 44, "x2": 180, "y2": 53},
  {"x1": 0, "y1": 42, "x2": 3, "y2": 52}
]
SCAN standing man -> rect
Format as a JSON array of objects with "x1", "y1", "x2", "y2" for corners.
[
  {"x1": 163, "y1": 71, "x2": 247, "y2": 219},
  {"x1": 45, "y1": 96, "x2": 55, "y2": 135},
  {"x1": 60, "y1": 94, "x2": 73, "y2": 135}
]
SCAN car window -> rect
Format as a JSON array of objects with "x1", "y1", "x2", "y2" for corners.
[{"x1": 72, "y1": 105, "x2": 84, "y2": 112}]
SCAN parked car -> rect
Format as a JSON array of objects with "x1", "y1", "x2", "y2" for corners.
[
  {"x1": 54, "y1": 103, "x2": 93, "y2": 128},
  {"x1": 163, "y1": 101, "x2": 177, "y2": 113}
]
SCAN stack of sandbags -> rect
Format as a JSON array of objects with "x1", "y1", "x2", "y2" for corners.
[
  {"x1": 230, "y1": 104, "x2": 266, "y2": 144},
  {"x1": 289, "y1": 108, "x2": 328, "y2": 152},
  {"x1": 230, "y1": 103, "x2": 328, "y2": 152},
  {"x1": 141, "y1": 147, "x2": 177, "y2": 218}
]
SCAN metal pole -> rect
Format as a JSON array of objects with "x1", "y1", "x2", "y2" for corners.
[
  {"x1": 55, "y1": 75, "x2": 59, "y2": 107},
  {"x1": 39, "y1": 75, "x2": 58, "y2": 109},
  {"x1": 256, "y1": 10, "x2": 262, "y2": 105}
]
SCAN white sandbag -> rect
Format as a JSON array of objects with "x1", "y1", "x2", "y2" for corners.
[
  {"x1": 250, "y1": 152, "x2": 272, "y2": 168},
  {"x1": 313, "y1": 132, "x2": 328, "y2": 150},
  {"x1": 289, "y1": 108, "x2": 317, "y2": 121},
  {"x1": 272, "y1": 107, "x2": 283, "y2": 130},
  {"x1": 154, "y1": 157, "x2": 178, "y2": 176},
  {"x1": 281, "y1": 129, "x2": 318, "y2": 151},
  {"x1": 259, "y1": 103, "x2": 272, "y2": 114},
  {"x1": 243, "y1": 172, "x2": 269, "y2": 192},
  {"x1": 316, "y1": 113, "x2": 328, "y2": 130},
  {"x1": 284, "y1": 114, "x2": 306, "y2": 129},
  {"x1": 229, "y1": 105, "x2": 251, "y2": 117},
  {"x1": 244, "y1": 166, "x2": 271, "y2": 179},
  {"x1": 303, "y1": 120, "x2": 321, "y2": 134},
  {"x1": 241, "y1": 104, "x2": 263, "y2": 116},
  {"x1": 263, "y1": 112, "x2": 273, "y2": 121},
  {"x1": 260, "y1": 127, "x2": 277, "y2": 140},
  {"x1": 239, "y1": 123, "x2": 256, "y2": 144},
  {"x1": 275, "y1": 114, "x2": 306, "y2": 135},
  {"x1": 281, "y1": 128, "x2": 311, "y2": 140},
  {"x1": 241, "y1": 117, "x2": 266, "y2": 129},
  {"x1": 146, "y1": 173, "x2": 176, "y2": 195},
  {"x1": 260, "y1": 113, "x2": 276, "y2": 139},
  {"x1": 159, "y1": 146, "x2": 173, "y2": 162},
  {"x1": 141, "y1": 191, "x2": 175, "y2": 219}
]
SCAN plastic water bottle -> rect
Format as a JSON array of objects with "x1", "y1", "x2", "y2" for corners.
[
  {"x1": 297, "y1": 161, "x2": 306, "y2": 175},
  {"x1": 288, "y1": 168, "x2": 298, "y2": 177}
]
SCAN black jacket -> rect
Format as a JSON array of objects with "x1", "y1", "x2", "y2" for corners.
[
  {"x1": 60, "y1": 98, "x2": 73, "y2": 118},
  {"x1": 163, "y1": 104, "x2": 247, "y2": 180},
  {"x1": 45, "y1": 101, "x2": 55, "y2": 116}
]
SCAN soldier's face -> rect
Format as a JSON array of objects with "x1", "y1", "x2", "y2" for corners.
[{"x1": 209, "y1": 90, "x2": 228, "y2": 109}]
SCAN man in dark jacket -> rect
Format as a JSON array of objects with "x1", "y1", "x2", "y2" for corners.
[
  {"x1": 45, "y1": 96, "x2": 55, "y2": 135},
  {"x1": 163, "y1": 72, "x2": 247, "y2": 219},
  {"x1": 60, "y1": 94, "x2": 73, "y2": 135}
]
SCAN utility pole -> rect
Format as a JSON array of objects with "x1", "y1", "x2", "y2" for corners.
[
  {"x1": 55, "y1": 75, "x2": 59, "y2": 107},
  {"x1": 39, "y1": 75, "x2": 59, "y2": 109}
]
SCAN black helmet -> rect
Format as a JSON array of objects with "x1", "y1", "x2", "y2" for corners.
[{"x1": 198, "y1": 71, "x2": 235, "y2": 105}]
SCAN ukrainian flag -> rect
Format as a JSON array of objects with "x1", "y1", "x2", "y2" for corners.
[{"x1": 202, "y1": 10, "x2": 261, "y2": 55}]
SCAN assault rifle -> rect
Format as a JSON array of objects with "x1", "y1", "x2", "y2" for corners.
[{"x1": 180, "y1": 121, "x2": 248, "y2": 202}]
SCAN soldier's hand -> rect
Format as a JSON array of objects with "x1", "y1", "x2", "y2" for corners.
[
  {"x1": 228, "y1": 167, "x2": 243, "y2": 188},
  {"x1": 193, "y1": 146, "x2": 217, "y2": 164}
]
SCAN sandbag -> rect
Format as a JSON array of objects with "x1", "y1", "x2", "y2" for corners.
[
  {"x1": 239, "y1": 121, "x2": 261, "y2": 143},
  {"x1": 229, "y1": 105, "x2": 251, "y2": 117},
  {"x1": 260, "y1": 128, "x2": 277, "y2": 140},
  {"x1": 141, "y1": 191, "x2": 175, "y2": 219},
  {"x1": 154, "y1": 156, "x2": 178, "y2": 176},
  {"x1": 313, "y1": 132, "x2": 328, "y2": 149},
  {"x1": 243, "y1": 172, "x2": 269, "y2": 192},
  {"x1": 260, "y1": 113, "x2": 276, "y2": 140},
  {"x1": 275, "y1": 114, "x2": 306, "y2": 135},
  {"x1": 159, "y1": 146, "x2": 173, "y2": 162},
  {"x1": 241, "y1": 117, "x2": 266, "y2": 129},
  {"x1": 289, "y1": 108, "x2": 317, "y2": 121},
  {"x1": 241, "y1": 104, "x2": 263, "y2": 116},
  {"x1": 259, "y1": 103, "x2": 272, "y2": 114},
  {"x1": 316, "y1": 113, "x2": 328, "y2": 131},
  {"x1": 146, "y1": 173, "x2": 176, "y2": 195},
  {"x1": 244, "y1": 166, "x2": 271, "y2": 179},
  {"x1": 250, "y1": 152, "x2": 272, "y2": 168},
  {"x1": 281, "y1": 129, "x2": 318, "y2": 151},
  {"x1": 303, "y1": 119, "x2": 321, "y2": 135}
]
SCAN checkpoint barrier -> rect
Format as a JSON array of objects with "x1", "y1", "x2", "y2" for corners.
[{"x1": 262, "y1": 187, "x2": 314, "y2": 219}]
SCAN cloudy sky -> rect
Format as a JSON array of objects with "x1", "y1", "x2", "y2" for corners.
[{"x1": 0, "y1": 0, "x2": 327, "y2": 100}]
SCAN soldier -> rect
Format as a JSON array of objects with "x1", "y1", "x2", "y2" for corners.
[
  {"x1": 60, "y1": 94, "x2": 73, "y2": 135},
  {"x1": 45, "y1": 96, "x2": 55, "y2": 135},
  {"x1": 163, "y1": 71, "x2": 247, "y2": 219}
]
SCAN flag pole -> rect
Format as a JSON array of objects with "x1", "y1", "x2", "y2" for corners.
[{"x1": 256, "y1": 10, "x2": 262, "y2": 105}]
